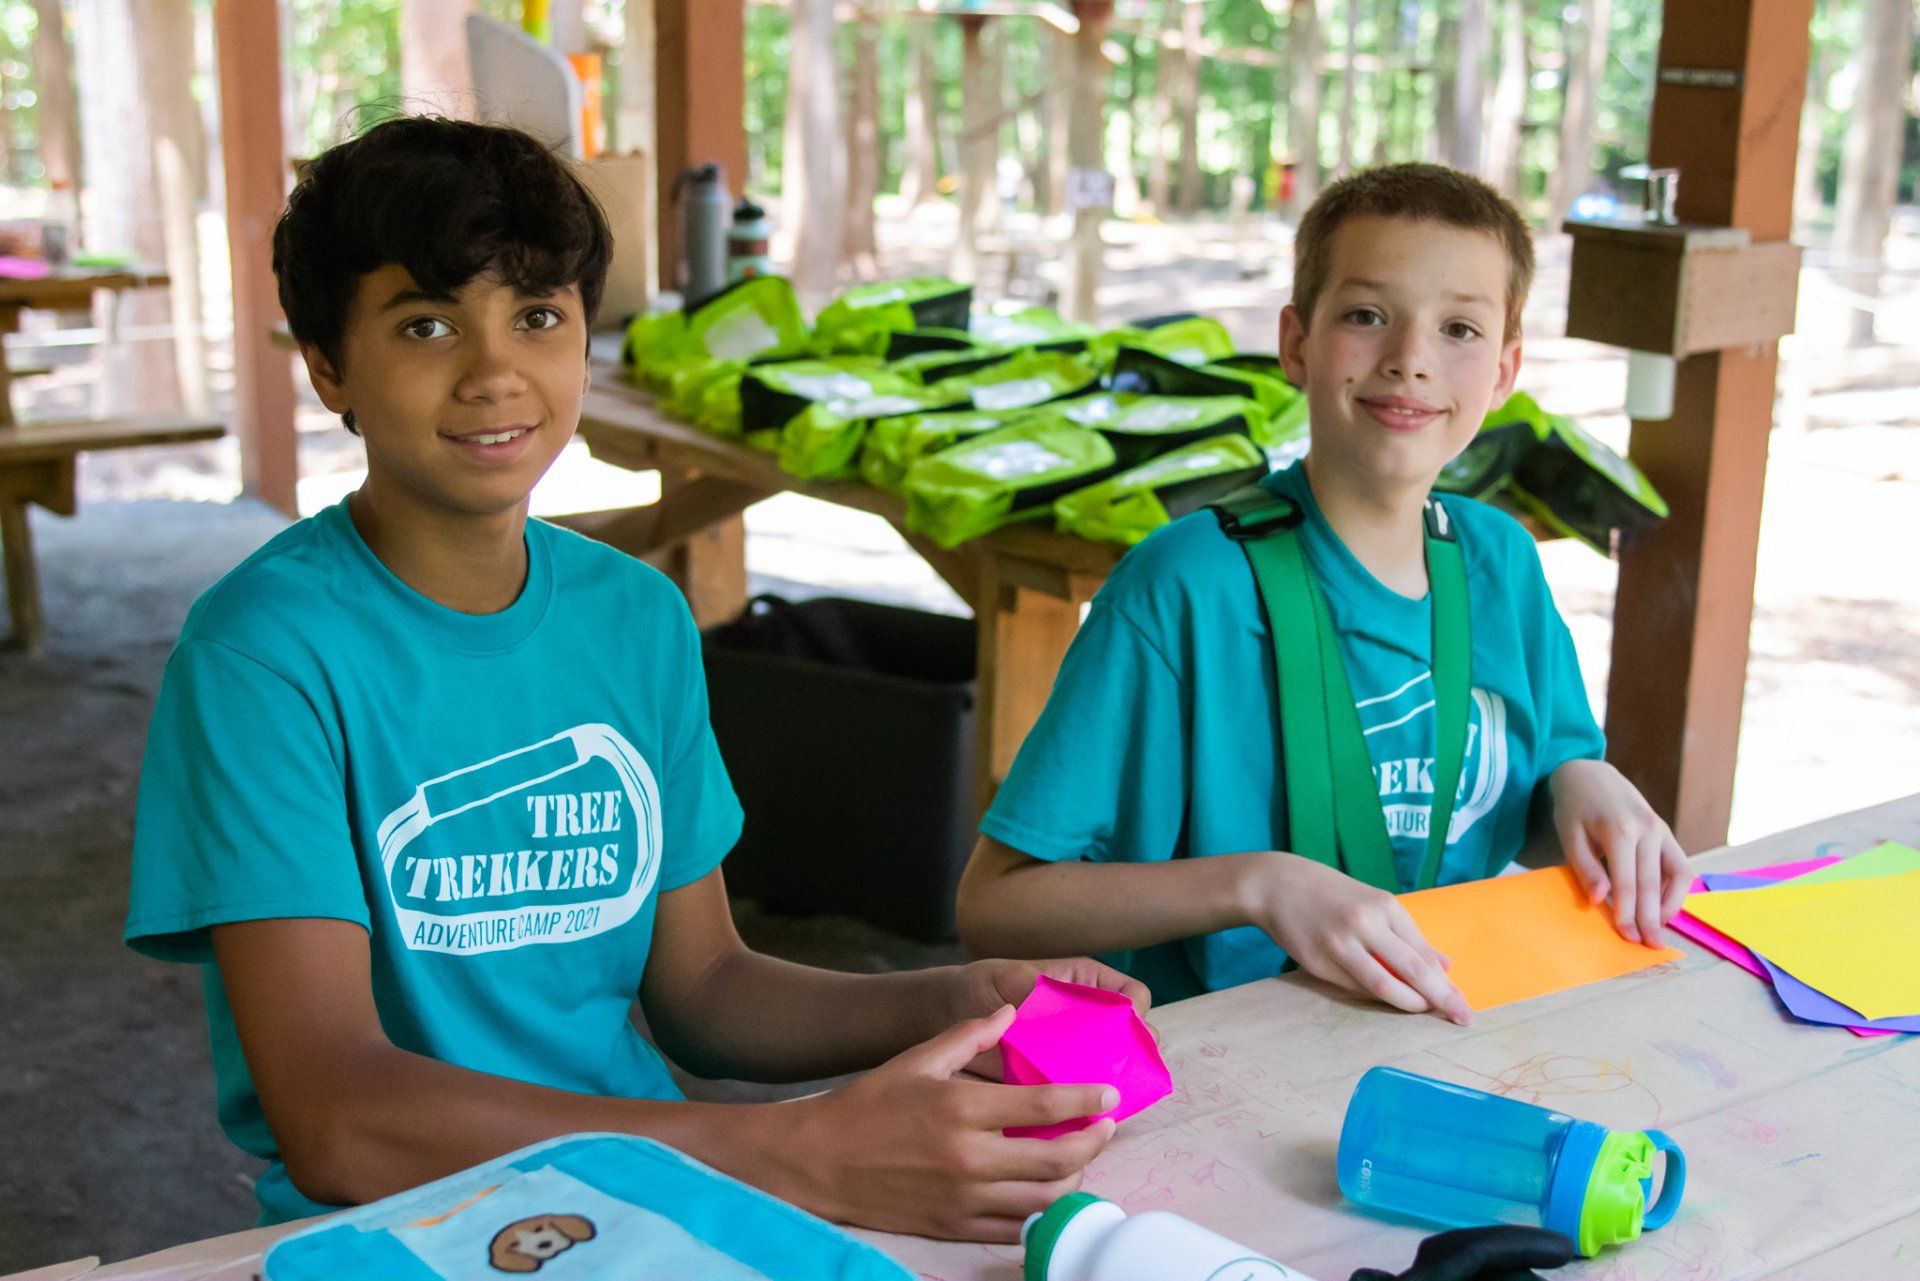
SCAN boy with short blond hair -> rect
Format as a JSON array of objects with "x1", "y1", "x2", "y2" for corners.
[{"x1": 957, "y1": 163, "x2": 1688, "y2": 1016}]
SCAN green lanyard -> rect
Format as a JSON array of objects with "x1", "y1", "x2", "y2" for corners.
[{"x1": 1212, "y1": 486, "x2": 1472, "y2": 894}]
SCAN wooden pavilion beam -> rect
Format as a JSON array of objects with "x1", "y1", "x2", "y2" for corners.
[
  {"x1": 214, "y1": 0, "x2": 298, "y2": 516},
  {"x1": 1603, "y1": 0, "x2": 1811, "y2": 850},
  {"x1": 654, "y1": 0, "x2": 747, "y2": 290}
]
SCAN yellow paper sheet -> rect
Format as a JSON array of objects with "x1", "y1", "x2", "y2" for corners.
[
  {"x1": 1398, "y1": 865, "x2": 1681, "y2": 1011},
  {"x1": 1683, "y1": 865, "x2": 1920, "y2": 1020}
]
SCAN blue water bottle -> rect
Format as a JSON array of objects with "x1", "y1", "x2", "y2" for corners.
[{"x1": 1336, "y1": 1066, "x2": 1685, "y2": 1256}]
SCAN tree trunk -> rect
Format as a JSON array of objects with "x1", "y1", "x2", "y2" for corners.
[
  {"x1": 1484, "y1": 0, "x2": 1529, "y2": 194},
  {"x1": 1450, "y1": 0, "x2": 1488, "y2": 173},
  {"x1": 1548, "y1": 0, "x2": 1608, "y2": 228},
  {"x1": 400, "y1": 0, "x2": 474, "y2": 117},
  {"x1": 1369, "y1": 0, "x2": 1399, "y2": 165},
  {"x1": 1336, "y1": 0, "x2": 1358, "y2": 177},
  {"x1": 1046, "y1": 26, "x2": 1073, "y2": 215},
  {"x1": 138, "y1": 0, "x2": 209, "y2": 414},
  {"x1": 842, "y1": 0, "x2": 880, "y2": 275},
  {"x1": 1064, "y1": 1, "x2": 1112, "y2": 321},
  {"x1": 1176, "y1": 0, "x2": 1204, "y2": 212},
  {"x1": 1833, "y1": 0, "x2": 1914, "y2": 346},
  {"x1": 954, "y1": 16, "x2": 1001, "y2": 278},
  {"x1": 781, "y1": 0, "x2": 844, "y2": 298},
  {"x1": 616, "y1": 0, "x2": 654, "y2": 162},
  {"x1": 1286, "y1": 0, "x2": 1324, "y2": 219},
  {"x1": 901, "y1": 15, "x2": 942, "y2": 206},
  {"x1": 31, "y1": 0, "x2": 83, "y2": 189},
  {"x1": 1792, "y1": 41, "x2": 1828, "y2": 239},
  {"x1": 75, "y1": 0, "x2": 181, "y2": 415},
  {"x1": 1146, "y1": 0, "x2": 1178, "y2": 215}
]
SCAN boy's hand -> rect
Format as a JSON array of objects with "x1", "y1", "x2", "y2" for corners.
[
  {"x1": 1247, "y1": 853, "x2": 1473, "y2": 1025},
  {"x1": 780, "y1": 1005, "x2": 1119, "y2": 1242},
  {"x1": 1551, "y1": 758, "x2": 1689, "y2": 947},
  {"x1": 947, "y1": 957, "x2": 1154, "y2": 1080}
]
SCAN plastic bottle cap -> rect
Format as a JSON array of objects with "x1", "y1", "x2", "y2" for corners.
[
  {"x1": 1576, "y1": 1130, "x2": 1655, "y2": 1256},
  {"x1": 1023, "y1": 1191, "x2": 1108, "y2": 1281}
]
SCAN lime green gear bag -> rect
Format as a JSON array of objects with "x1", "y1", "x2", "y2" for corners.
[
  {"x1": 1435, "y1": 390, "x2": 1556, "y2": 499},
  {"x1": 860, "y1": 406, "x2": 1039, "y2": 493},
  {"x1": 1509, "y1": 410, "x2": 1669, "y2": 553},
  {"x1": 812, "y1": 277, "x2": 973, "y2": 356},
  {"x1": 1053, "y1": 433, "x2": 1268, "y2": 546},
  {"x1": 902, "y1": 420, "x2": 1120, "y2": 548},
  {"x1": 736, "y1": 360, "x2": 968, "y2": 480}
]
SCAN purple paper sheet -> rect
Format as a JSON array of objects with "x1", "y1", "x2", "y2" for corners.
[{"x1": 1700, "y1": 871, "x2": 1920, "y2": 1034}]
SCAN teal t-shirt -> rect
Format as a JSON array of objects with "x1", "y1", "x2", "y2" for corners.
[
  {"x1": 980, "y1": 462, "x2": 1604, "y2": 1003},
  {"x1": 125, "y1": 500, "x2": 744, "y2": 1224}
]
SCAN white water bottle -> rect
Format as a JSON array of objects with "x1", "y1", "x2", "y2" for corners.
[{"x1": 1022, "y1": 1193, "x2": 1319, "y2": 1281}]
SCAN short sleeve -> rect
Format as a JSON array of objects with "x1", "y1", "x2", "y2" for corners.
[
  {"x1": 657, "y1": 602, "x2": 744, "y2": 891},
  {"x1": 126, "y1": 639, "x2": 368, "y2": 962},
  {"x1": 981, "y1": 596, "x2": 1187, "y2": 864}
]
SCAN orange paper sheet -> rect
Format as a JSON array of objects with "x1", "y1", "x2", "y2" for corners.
[{"x1": 1399, "y1": 866, "x2": 1682, "y2": 1011}]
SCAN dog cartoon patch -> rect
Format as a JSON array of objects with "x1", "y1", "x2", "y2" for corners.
[{"x1": 488, "y1": 1213, "x2": 597, "y2": 1273}]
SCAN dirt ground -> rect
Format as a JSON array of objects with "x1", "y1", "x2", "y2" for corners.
[{"x1": 2, "y1": 210, "x2": 1916, "y2": 1271}]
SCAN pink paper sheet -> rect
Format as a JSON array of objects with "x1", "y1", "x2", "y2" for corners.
[{"x1": 1671, "y1": 853, "x2": 1894, "y2": 1037}]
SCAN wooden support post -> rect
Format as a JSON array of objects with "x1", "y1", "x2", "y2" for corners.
[
  {"x1": 1064, "y1": 1, "x2": 1114, "y2": 322},
  {"x1": 214, "y1": 0, "x2": 298, "y2": 516},
  {"x1": 973, "y1": 557, "x2": 1087, "y2": 816},
  {"x1": 1602, "y1": 0, "x2": 1811, "y2": 851},
  {"x1": 651, "y1": 0, "x2": 747, "y2": 618},
  {"x1": 654, "y1": 465, "x2": 748, "y2": 630},
  {"x1": 654, "y1": 0, "x2": 746, "y2": 294}
]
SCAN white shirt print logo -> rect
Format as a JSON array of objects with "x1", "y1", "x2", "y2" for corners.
[
  {"x1": 1356, "y1": 672, "x2": 1509, "y2": 843},
  {"x1": 376, "y1": 724, "x2": 663, "y2": 956}
]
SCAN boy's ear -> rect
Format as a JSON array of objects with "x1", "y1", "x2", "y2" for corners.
[
  {"x1": 1492, "y1": 334, "x2": 1523, "y2": 405},
  {"x1": 1278, "y1": 303, "x2": 1309, "y2": 386},
  {"x1": 299, "y1": 343, "x2": 351, "y2": 417}
]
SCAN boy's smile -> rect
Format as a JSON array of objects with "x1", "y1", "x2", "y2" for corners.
[{"x1": 1280, "y1": 215, "x2": 1521, "y2": 497}]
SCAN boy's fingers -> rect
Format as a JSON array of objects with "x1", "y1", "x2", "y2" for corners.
[
  {"x1": 946, "y1": 1214, "x2": 1039, "y2": 1245},
  {"x1": 969, "y1": 1172, "x2": 1090, "y2": 1221},
  {"x1": 1636, "y1": 831, "x2": 1665, "y2": 946},
  {"x1": 1331, "y1": 939, "x2": 1431, "y2": 1015},
  {"x1": 1658, "y1": 832, "x2": 1692, "y2": 922},
  {"x1": 979, "y1": 1119, "x2": 1115, "y2": 1181},
  {"x1": 1564, "y1": 828, "x2": 1609, "y2": 904},
  {"x1": 1608, "y1": 837, "x2": 1641, "y2": 943},
  {"x1": 965, "y1": 1080, "x2": 1118, "y2": 1131},
  {"x1": 1378, "y1": 930, "x2": 1473, "y2": 1025},
  {"x1": 904, "y1": 1005, "x2": 1017, "y2": 1079}
]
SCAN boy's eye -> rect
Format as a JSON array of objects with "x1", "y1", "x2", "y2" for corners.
[
  {"x1": 402, "y1": 317, "x2": 452, "y2": 340},
  {"x1": 518, "y1": 306, "x2": 565, "y2": 331},
  {"x1": 1344, "y1": 307, "x2": 1385, "y2": 326},
  {"x1": 1444, "y1": 321, "x2": 1482, "y2": 341}
]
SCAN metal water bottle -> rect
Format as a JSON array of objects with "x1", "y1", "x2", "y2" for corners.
[{"x1": 676, "y1": 162, "x2": 729, "y2": 307}]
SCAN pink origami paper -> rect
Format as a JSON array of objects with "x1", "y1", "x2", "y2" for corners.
[{"x1": 998, "y1": 975, "x2": 1172, "y2": 1140}]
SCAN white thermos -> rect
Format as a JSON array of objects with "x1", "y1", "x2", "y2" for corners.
[{"x1": 1022, "y1": 1193, "x2": 1320, "y2": 1281}]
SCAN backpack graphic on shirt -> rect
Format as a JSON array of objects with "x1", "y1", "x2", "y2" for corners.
[
  {"x1": 375, "y1": 724, "x2": 663, "y2": 956},
  {"x1": 1357, "y1": 675, "x2": 1509, "y2": 845}
]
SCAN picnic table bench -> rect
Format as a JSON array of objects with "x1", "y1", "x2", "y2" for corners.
[{"x1": 0, "y1": 263, "x2": 222, "y2": 653}]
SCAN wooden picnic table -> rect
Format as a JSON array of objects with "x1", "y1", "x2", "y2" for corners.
[
  {"x1": 14, "y1": 792, "x2": 1916, "y2": 1281},
  {"x1": 566, "y1": 357, "x2": 1125, "y2": 808},
  {"x1": 0, "y1": 265, "x2": 224, "y2": 653}
]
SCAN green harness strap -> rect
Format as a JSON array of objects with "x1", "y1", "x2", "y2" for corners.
[{"x1": 1212, "y1": 485, "x2": 1472, "y2": 894}]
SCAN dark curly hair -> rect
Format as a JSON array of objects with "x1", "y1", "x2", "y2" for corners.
[{"x1": 272, "y1": 115, "x2": 613, "y2": 383}]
